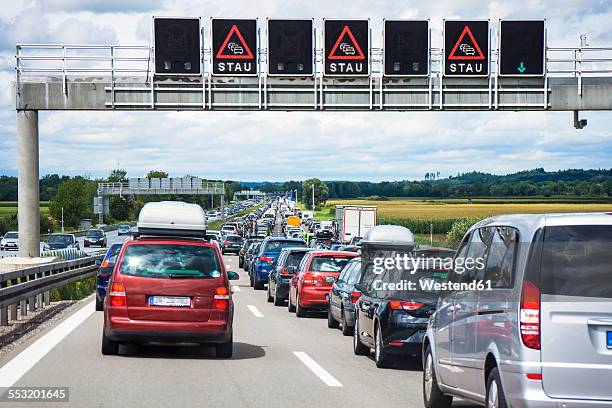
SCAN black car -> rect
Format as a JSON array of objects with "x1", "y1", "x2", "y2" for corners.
[
  {"x1": 84, "y1": 229, "x2": 107, "y2": 248},
  {"x1": 220, "y1": 234, "x2": 243, "y2": 254},
  {"x1": 353, "y1": 246, "x2": 455, "y2": 368},
  {"x1": 43, "y1": 233, "x2": 79, "y2": 250},
  {"x1": 267, "y1": 247, "x2": 312, "y2": 306},
  {"x1": 328, "y1": 258, "x2": 363, "y2": 335},
  {"x1": 95, "y1": 243, "x2": 122, "y2": 310},
  {"x1": 243, "y1": 242, "x2": 261, "y2": 272},
  {"x1": 239, "y1": 236, "x2": 265, "y2": 268}
]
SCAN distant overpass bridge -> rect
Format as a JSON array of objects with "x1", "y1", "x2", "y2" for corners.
[
  {"x1": 11, "y1": 41, "x2": 612, "y2": 256},
  {"x1": 232, "y1": 190, "x2": 267, "y2": 200}
]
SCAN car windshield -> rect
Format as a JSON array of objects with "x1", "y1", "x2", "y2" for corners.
[
  {"x1": 119, "y1": 244, "x2": 221, "y2": 279},
  {"x1": 4, "y1": 232, "x2": 18, "y2": 239},
  {"x1": 310, "y1": 256, "x2": 354, "y2": 272},
  {"x1": 119, "y1": 225, "x2": 129, "y2": 229},
  {"x1": 265, "y1": 240, "x2": 305, "y2": 252},
  {"x1": 48, "y1": 235, "x2": 73, "y2": 244},
  {"x1": 540, "y1": 225, "x2": 612, "y2": 298},
  {"x1": 225, "y1": 235, "x2": 241, "y2": 243},
  {"x1": 86, "y1": 230, "x2": 103, "y2": 237}
]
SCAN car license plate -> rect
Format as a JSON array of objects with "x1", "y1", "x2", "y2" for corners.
[
  {"x1": 607, "y1": 331, "x2": 612, "y2": 349},
  {"x1": 149, "y1": 296, "x2": 190, "y2": 307}
]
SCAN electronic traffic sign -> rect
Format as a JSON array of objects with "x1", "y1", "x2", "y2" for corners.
[
  {"x1": 444, "y1": 20, "x2": 489, "y2": 77},
  {"x1": 153, "y1": 17, "x2": 201, "y2": 75},
  {"x1": 212, "y1": 19, "x2": 257, "y2": 76},
  {"x1": 267, "y1": 19, "x2": 313, "y2": 76},
  {"x1": 384, "y1": 20, "x2": 429, "y2": 77},
  {"x1": 324, "y1": 19, "x2": 369, "y2": 76},
  {"x1": 499, "y1": 20, "x2": 546, "y2": 77}
]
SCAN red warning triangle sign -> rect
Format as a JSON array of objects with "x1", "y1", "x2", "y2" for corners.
[
  {"x1": 216, "y1": 24, "x2": 254, "y2": 60},
  {"x1": 327, "y1": 25, "x2": 366, "y2": 60},
  {"x1": 448, "y1": 25, "x2": 485, "y2": 61}
]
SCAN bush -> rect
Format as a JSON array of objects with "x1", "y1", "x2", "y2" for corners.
[
  {"x1": 362, "y1": 195, "x2": 389, "y2": 201},
  {"x1": 50, "y1": 276, "x2": 96, "y2": 301},
  {"x1": 378, "y1": 217, "x2": 458, "y2": 234},
  {"x1": 0, "y1": 213, "x2": 55, "y2": 235},
  {"x1": 446, "y1": 217, "x2": 483, "y2": 248}
]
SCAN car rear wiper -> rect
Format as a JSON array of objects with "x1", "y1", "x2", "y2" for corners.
[{"x1": 168, "y1": 273, "x2": 205, "y2": 279}]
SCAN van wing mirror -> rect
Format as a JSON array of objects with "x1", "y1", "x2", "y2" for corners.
[
  {"x1": 354, "y1": 283, "x2": 366, "y2": 292},
  {"x1": 228, "y1": 271, "x2": 240, "y2": 280}
]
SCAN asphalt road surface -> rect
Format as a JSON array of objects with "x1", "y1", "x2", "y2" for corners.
[{"x1": 0, "y1": 254, "x2": 478, "y2": 408}]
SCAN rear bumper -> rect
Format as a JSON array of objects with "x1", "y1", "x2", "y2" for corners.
[
  {"x1": 299, "y1": 287, "x2": 331, "y2": 309},
  {"x1": 105, "y1": 317, "x2": 232, "y2": 344},
  {"x1": 274, "y1": 282, "x2": 290, "y2": 299},
  {"x1": 382, "y1": 326, "x2": 427, "y2": 355},
  {"x1": 502, "y1": 370, "x2": 612, "y2": 408}
]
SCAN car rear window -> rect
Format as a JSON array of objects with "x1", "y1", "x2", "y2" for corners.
[
  {"x1": 107, "y1": 244, "x2": 122, "y2": 264},
  {"x1": 310, "y1": 256, "x2": 354, "y2": 272},
  {"x1": 540, "y1": 225, "x2": 612, "y2": 298},
  {"x1": 119, "y1": 244, "x2": 221, "y2": 279},
  {"x1": 286, "y1": 252, "x2": 308, "y2": 268},
  {"x1": 225, "y1": 236, "x2": 242, "y2": 242},
  {"x1": 265, "y1": 240, "x2": 305, "y2": 252}
]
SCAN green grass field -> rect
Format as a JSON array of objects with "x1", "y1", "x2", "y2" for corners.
[{"x1": 0, "y1": 201, "x2": 49, "y2": 216}]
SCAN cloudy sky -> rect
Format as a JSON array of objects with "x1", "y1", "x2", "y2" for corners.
[{"x1": 0, "y1": 0, "x2": 611, "y2": 182}]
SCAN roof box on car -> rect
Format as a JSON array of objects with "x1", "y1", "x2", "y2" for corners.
[
  {"x1": 361, "y1": 225, "x2": 415, "y2": 247},
  {"x1": 137, "y1": 201, "x2": 207, "y2": 238}
]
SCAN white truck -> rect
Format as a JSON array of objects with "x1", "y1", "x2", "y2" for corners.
[{"x1": 335, "y1": 205, "x2": 377, "y2": 243}]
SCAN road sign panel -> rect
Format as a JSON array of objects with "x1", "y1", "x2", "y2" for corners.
[
  {"x1": 212, "y1": 19, "x2": 257, "y2": 76},
  {"x1": 153, "y1": 17, "x2": 201, "y2": 76},
  {"x1": 384, "y1": 20, "x2": 429, "y2": 77},
  {"x1": 444, "y1": 20, "x2": 489, "y2": 77},
  {"x1": 499, "y1": 20, "x2": 545, "y2": 77},
  {"x1": 268, "y1": 19, "x2": 313, "y2": 76},
  {"x1": 324, "y1": 19, "x2": 369, "y2": 76}
]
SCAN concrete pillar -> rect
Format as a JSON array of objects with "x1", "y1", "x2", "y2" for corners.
[
  {"x1": 0, "y1": 307, "x2": 8, "y2": 326},
  {"x1": 10, "y1": 303, "x2": 18, "y2": 321},
  {"x1": 20, "y1": 299, "x2": 27, "y2": 317},
  {"x1": 28, "y1": 296, "x2": 36, "y2": 312},
  {"x1": 220, "y1": 195, "x2": 225, "y2": 221},
  {"x1": 44, "y1": 291, "x2": 50, "y2": 306},
  {"x1": 17, "y1": 110, "x2": 40, "y2": 258}
]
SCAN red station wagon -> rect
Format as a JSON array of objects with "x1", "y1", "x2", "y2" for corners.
[{"x1": 101, "y1": 202, "x2": 239, "y2": 357}]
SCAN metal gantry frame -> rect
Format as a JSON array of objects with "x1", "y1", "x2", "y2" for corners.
[{"x1": 14, "y1": 26, "x2": 612, "y2": 112}]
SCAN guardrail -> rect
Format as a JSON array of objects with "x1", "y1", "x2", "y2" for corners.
[{"x1": 0, "y1": 255, "x2": 103, "y2": 326}]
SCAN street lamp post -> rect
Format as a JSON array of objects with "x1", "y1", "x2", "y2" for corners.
[
  {"x1": 61, "y1": 207, "x2": 64, "y2": 233},
  {"x1": 311, "y1": 184, "x2": 315, "y2": 210}
]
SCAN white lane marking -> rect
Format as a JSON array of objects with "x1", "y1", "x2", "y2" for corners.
[
  {"x1": 232, "y1": 285, "x2": 240, "y2": 292},
  {"x1": 293, "y1": 351, "x2": 343, "y2": 387},
  {"x1": 0, "y1": 298, "x2": 96, "y2": 387},
  {"x1": 246, "y1": 305, "x2": 264, "y2": 317}
]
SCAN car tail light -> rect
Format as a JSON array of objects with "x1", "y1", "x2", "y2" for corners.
[
  {"x1": 213, "y1": 286, "x2": 230, "y2": 310},
  {"x1": 260, "y1": 255, "x2": 273, "y2": 262},
  {"x1": 302, "y1": 273, "x2": 320, "y2": 285},
  {"x1": 280, "y1": 267, "x2": 291, "y2": 278},
  {"x1": 526, "y1": 373, "x2": 542, "y2": 380},
  {"x1": 520, "y1": 281, "x2": 541, "y2": 350},
  {"x1": 223, "y1": 241, "x2": 231, "y2": 245},
  {"x1": 101, "y1": 259, "x2": 110, "y2": 268},
  {"x1": 109, "y1": 282, "x2": 126, "y2": 307},
  {"x1": 388, "y1": 300, "x2": 424, "y2": 311},
  {"x1": 350, "y1": 291, "x2": 361, "y2": 304}
]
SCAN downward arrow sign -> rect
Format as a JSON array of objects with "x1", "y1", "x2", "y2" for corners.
[{"x1": 517, "y1": 62, "x2": 526, "y2": 73}]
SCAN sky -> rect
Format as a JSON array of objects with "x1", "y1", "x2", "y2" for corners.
[{"x1": 0, "y1": 0, "x2": 611, "y2": 182}]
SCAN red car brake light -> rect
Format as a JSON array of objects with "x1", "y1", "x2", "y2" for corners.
[
  {"x1": 280, "y1": 267, "x2": 291, "y2": 278},
  {"x1": 350, "y1": 291, "x2": 361, "y2": 304},
  {"x1": 101, "y1": 259, "x2": 110, "y2": 268},
  {"x1": 388, "y1": 300, "x2": 424, "y2": 311},
  {"x1": 520, "y1": 281, "x2": 541, "y2": 350},
  {"x1": 260, "y1": 255, "x2": 273, "y2": 262},
  {"x1": 109, "y1": 282, "x2": 126, "y2": 307},
  {"x1": 213, "y1": 286, "x2": 230, "y2": 310},
  {"x1": 302, "y1": 273, "x2": 321, "y2": 285}
]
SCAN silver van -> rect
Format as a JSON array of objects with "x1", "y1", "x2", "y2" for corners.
[{"x1": 423, "y1": 213, "x2": 612, "y2": 408}]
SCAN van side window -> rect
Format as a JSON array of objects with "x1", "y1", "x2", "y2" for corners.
[
  {"x1": 484, "y1": 227, "x2": 518, "y2": 288},
  {"x1": 449, "y1": 232, "x2": 472, "y2": 283},
  {"x1": 460, "y1": 228, "x2": 489, "y2": 284},
  {"x1": 337, "y1": 262, "x2": 355, "y2": 283}
]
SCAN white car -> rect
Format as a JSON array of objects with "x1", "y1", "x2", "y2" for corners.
[{"x1": 0, "y1": 231, "x2": 19, "y2": 250}]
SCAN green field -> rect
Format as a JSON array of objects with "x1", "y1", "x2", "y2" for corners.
[{"x1": 0, "y1": 201, "x2": 49, "y2": 216}]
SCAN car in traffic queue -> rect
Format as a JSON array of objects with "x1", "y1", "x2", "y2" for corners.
[
  {"x1": 288, "y1": 250, "x2": 359, "y2": 317},
  {"x1": 43, "y1": 233, "x2": 79, "y2": 250},
  {"x1": 117, "y1": 224, "x2": 131, "y2": 236},
  {"x1": 327, "y1": 257, "x2": 363, "y2": 336},
  {"x1": 244, "y1": 241, "x2": 262, "y2": 273},
  {"x1": 0, "y1": 231, "x2": 19, "y2": 250},
  {"x1": 102, "y1": 201, "x2": 239, "y2": 358},
  {"x1": 95, "y1": 243, "x2": 123, "y2": 311},
  {"x1": 353, "y1": 226, "x2": 455, "y2": 368},
  {"x1": 84, "y1": 228, "x2": 107, "y2": 248},
  {"x1": 267, "y1": 247, "x2": 313, "y2": 306},
  {"x1": 220, "y1": 234, "x2": 243, "y2": 255},
  {"x1": 239, "y1": 236, "x2": 264, "y2": 268},
  {"x1": 423, "y1": 213, "x2": 612, "y2": 408},
  {"x1": 250, "y1": 237, "x2": 306, "y2": 290}
]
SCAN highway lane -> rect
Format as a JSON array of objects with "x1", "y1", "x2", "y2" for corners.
[{"x1": 0, "y1": 254, "x2": 478, "y2": 408}]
